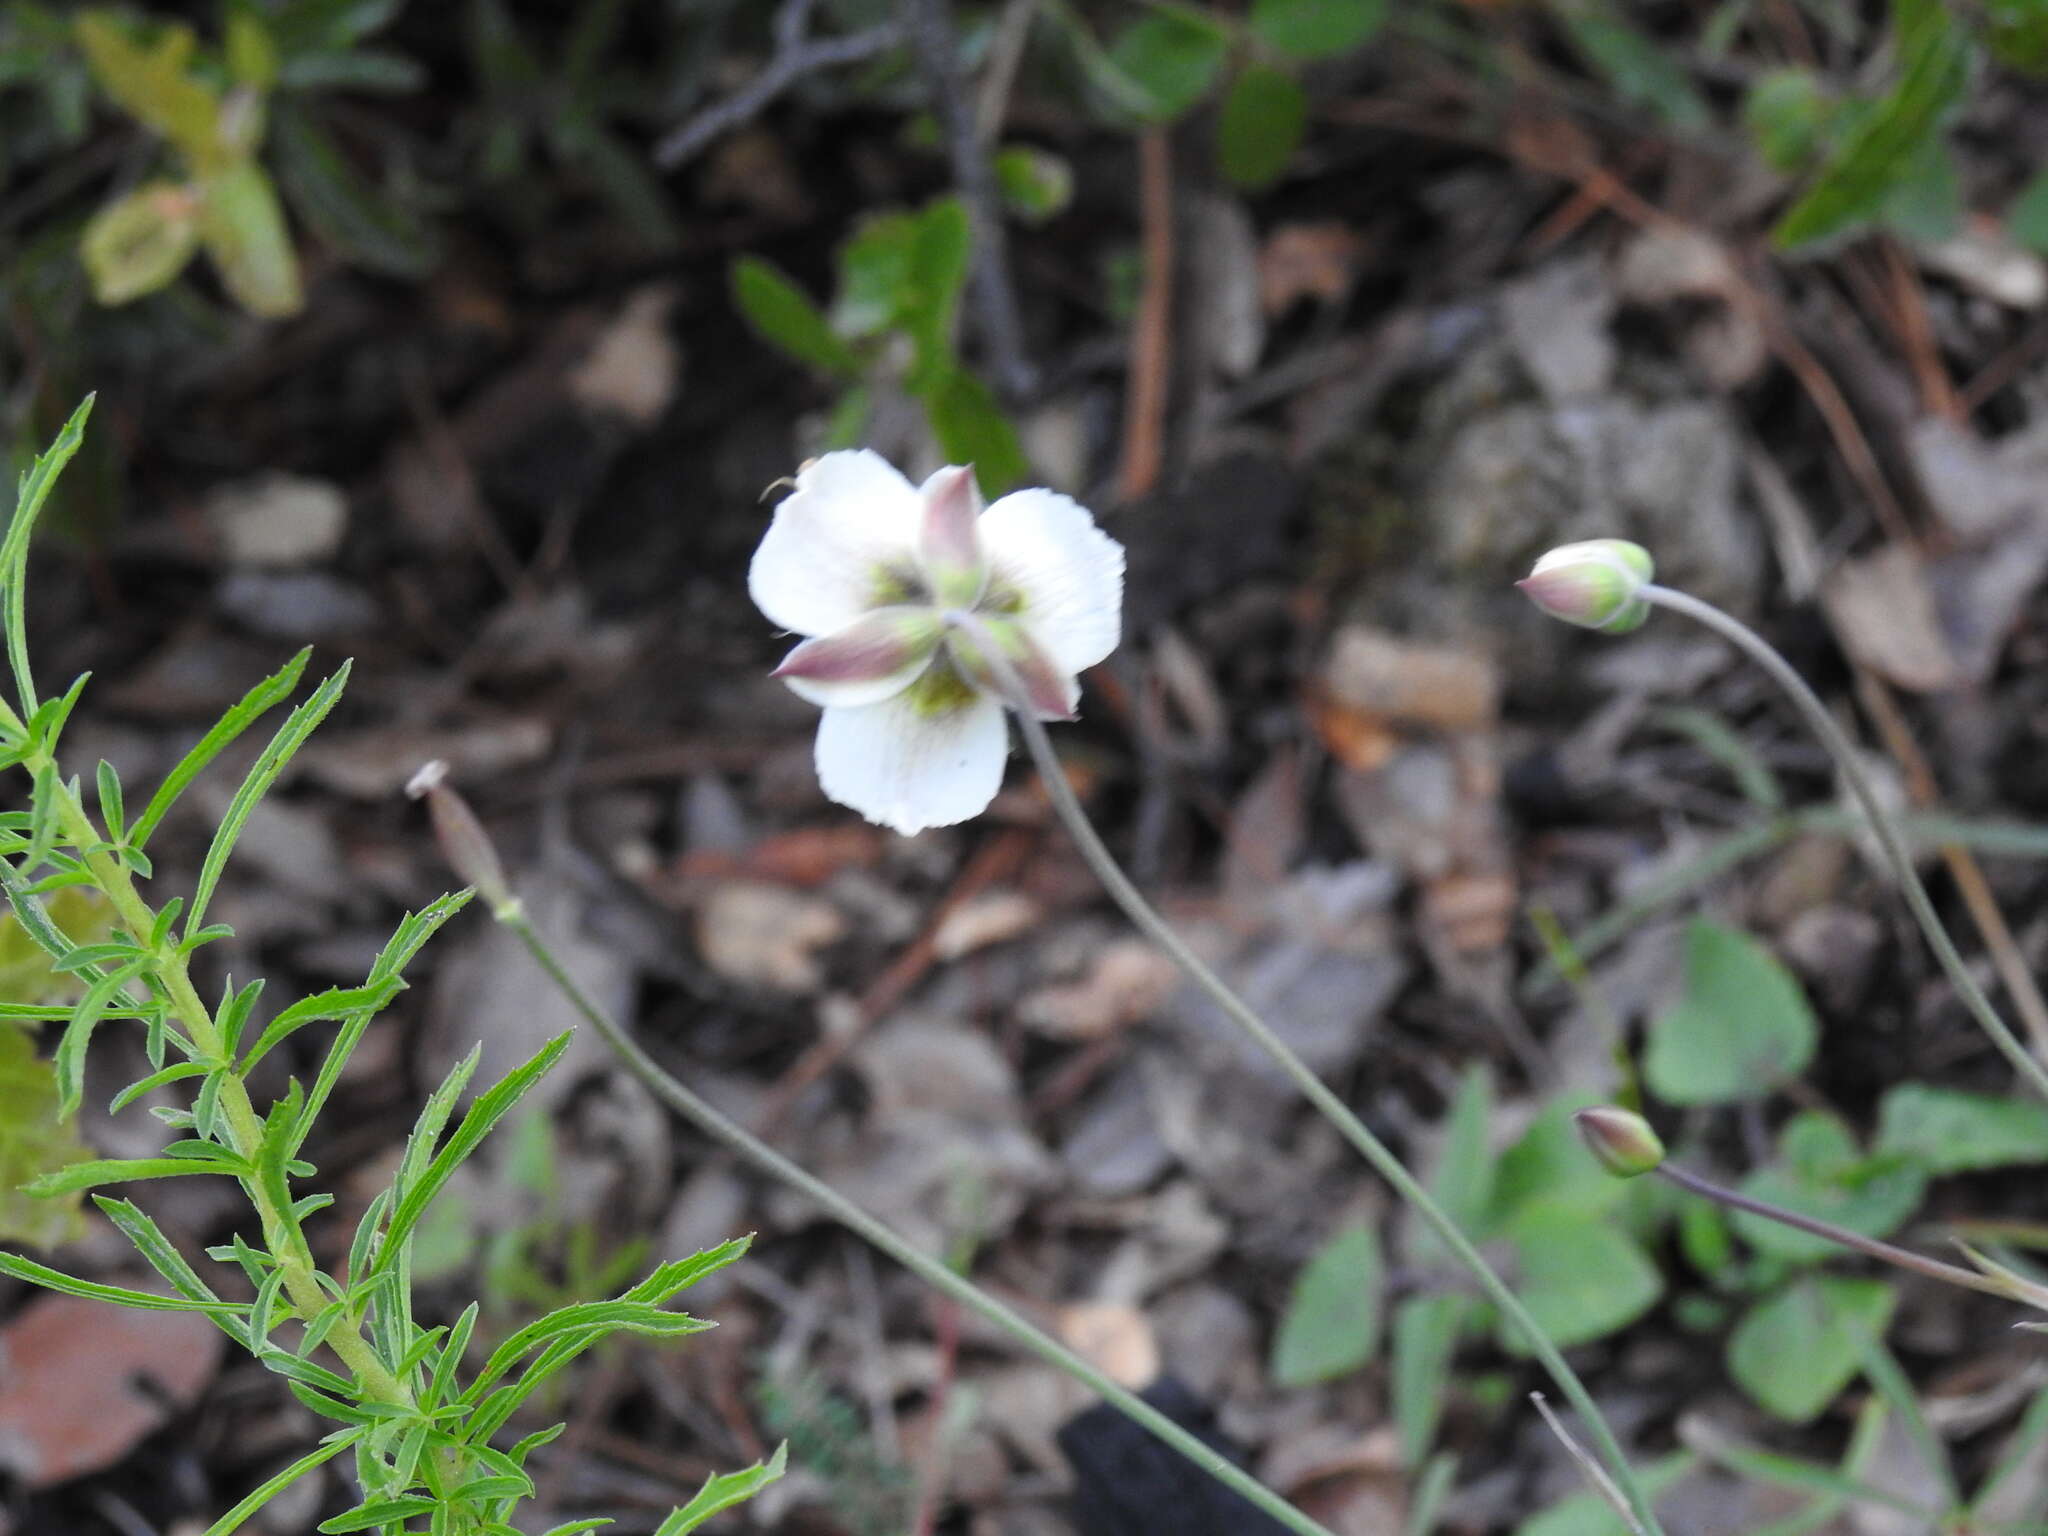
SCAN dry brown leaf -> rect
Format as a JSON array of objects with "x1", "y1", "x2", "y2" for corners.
[
  {"x1": 1821, "y1": 545, "x2": 1958, "y2": 692},
  {"x1": 0, "y1": 1292, "x2": 223, "y2": 1487},
  {"x1": 1259, "y1": 223, "x2": 1368, "y2": 314},
  {"x1": 1018, "y1": 939, "x2": 1182, "y2": 1040},
  {"x1": 1323, "y1": 626, "x2": 1501, "y2": 734},
  {"x1": 695, "y1": 880, "x2": 846, "y2": 992},
  {"x1": 1056, "y1": 1302, "x2": 1160, "y2": 1389}
]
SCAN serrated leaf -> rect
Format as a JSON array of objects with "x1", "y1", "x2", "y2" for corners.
[
  {"x1": 1732, "y1": 1112, "x2": 1924, "y2": 1264},
  {"x1": 1876, "y1": 1082, "x2": 2048, "y2": 1173},
  {"x1": 1645, "y1": 919, "x2": 1817, "y2": 1105},
  {"x1": 1218, "y1": 64, "x2": 1307, "y2": 190},
  {"x1": 1727, "y1": 1275, "x2": 1895, "y2": 1423},
  {"x1": 1250, "y1": 0, "x2": 1387, "y2": 59},
  {"x1": 0, "y1": 1022, "x2": 90, "y2": 1246},
  {"x1": 1497, "y1": 1207, "x2": 1662, "y2": 1352},
  {"x1": 730, "y1": 257, "x2": 861, "y2": 376},
  {"x1": 1107, "y1": 10, "x2": 1227, "y2": 122},
  {"x1": 1271, "y1": 1221, "x2": 1385, "y2": 1385}
]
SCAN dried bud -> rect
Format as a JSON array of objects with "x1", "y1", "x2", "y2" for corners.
[
  {"x1": 1517, "y1": 540, "x2": 1654, "y2": 632},
  {"x1": 1573, "y1": 1106, "x2": 1666, "y2": 1179},
  {"x1": 406, "y1": 760, "x2": 519, "y2": 918}
]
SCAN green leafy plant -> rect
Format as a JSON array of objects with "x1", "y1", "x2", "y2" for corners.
[
  {"x1": 59, "y1": 2, "x2": 436, "y2": 317},
  {"x1": 732, "y1": 194, "x2": 1029, "y2": 494},
  {"x1": 0, "y1": 400, "x2": 780, "y2": 1534}
]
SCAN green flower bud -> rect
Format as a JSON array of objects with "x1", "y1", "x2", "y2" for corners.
[
  {"x1": 1572, "y1": 1106, "x2": 1666, "y2": 1178},
  {"x1": 1517, "y1": 540, "x2": 1655, "y2": 632}
]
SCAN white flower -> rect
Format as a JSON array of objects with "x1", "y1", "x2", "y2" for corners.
[{"x1": 749, "y1": 451, "x2": 1124, "y2": 835}]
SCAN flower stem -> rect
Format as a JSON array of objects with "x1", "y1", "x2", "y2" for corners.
[
  {"x1": 1652, "y1": 1160, "x2": 2048, "y2": 1308},
  {"x1": 1639, "y1": 584, "x2": 2048, "y2": 1107},
  {"x1": 1002, "y1": 710, "x2": 1666, "y2": 1536},
  {"x1": 492, "y1": 906, "x2": 1339, "y2": 1536}
]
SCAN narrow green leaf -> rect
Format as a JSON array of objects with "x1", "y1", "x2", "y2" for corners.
[
  {"x1": 1250, "y1": 0, "x2": 1387, "y2": 59},
  {"x1": 238, "y1": 977, "x2": 405, "y2": 1073},
  {"x1": 467, "y1": 1300, "x2": 713, "y2": 1401},
  {"x1": 318, "y1": 1496, "x2": 439, "y2": 1532},
  {"x1": 0, "y1": 1249, "x2": 245, "y2": 1314},
  {"x1": 651, "y1": 1443, "x2": 788, "y2": 1535},
  {"x1": 2, "y1": 396, "x2": 94, "y2": 714},
  {"x1": 201, "y1": 1429, "x2": 365, "y2": 1536},
  {"x1": 188, "y1": 662, "x2": 349, "y2": 933},
  {"x1": 1558, "y1": 1, "x2": 1711, "y2": 133},
  {"x1": 731, "y1": 257, "x2": 861, "y2": 376},
  {"x1": 26, "y1": 1152, "x2": 247, "y2": 1197},
  {"x1": 1271, "y1": 1221, "x2": 1384, "y2": 1386},
  {"x1": 54, "y1": 961, "x2": 147, "y2": 1117},
  {"x1": 381, "y1": 1033, "x2": 570, "y2": 1257},
  {"x1": 129, "y1": 647, "x2": 310, "y2": 848},
  {"x1": 1772, "y1": 0, "x2": 1971, "y2": 249}
]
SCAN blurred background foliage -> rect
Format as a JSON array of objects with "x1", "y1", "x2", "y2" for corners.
[{"x1": 3, "y1": 0, "x2": 2045, "y2": 520}]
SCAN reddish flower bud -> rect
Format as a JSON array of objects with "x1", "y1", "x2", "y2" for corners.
[{"x1": 1573, "y1": 1106, "x2": 1666, "y2": 1178}]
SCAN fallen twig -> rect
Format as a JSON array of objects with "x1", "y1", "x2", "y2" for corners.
[
  {"x1": 903, "y1": 0, "x2": 1038, "y2": 400},
  {"x1": 654, "y1": 0, "x2": 902, "y2": 169}
]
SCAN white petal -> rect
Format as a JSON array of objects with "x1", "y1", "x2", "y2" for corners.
[
  {"x1": 748, "y1": 450, "x2": 924, "y2": 637},
  {"x1": 977, "y1": 488, "x2": 1125, "y2": 677},
  {"x1": 814, "y1": 687, "x2": 1009, "y2": 836}
]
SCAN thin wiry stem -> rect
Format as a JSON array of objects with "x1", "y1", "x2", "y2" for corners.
[
  {"x1": 1640, "y1": 583, "x2": 2048, "y2": 1107},
  {"x1": 492, "y1": 906, "x2": 1338, "y2": 1536},
  {"x1": 935, "y1": 612, "x2": 1665, "y2": 1536},
  {"x1": 1654, "y1": 1160, "x2": 2048, "y2": 1308},
  {"x1": 653, "y1": 0, "x2": 901, "y2": 168},
  {"x1": 902, "y1": 0, "x2": 1037, "y2": 399}
]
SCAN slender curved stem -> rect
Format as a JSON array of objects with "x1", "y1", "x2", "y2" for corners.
[
  {"x1": 922, "y1": 608, "x2": 1665, "y2": 1531},
  {"x1": 1640, "y1": 584, "x2": 2048, "y2": 1107},
  {"x1": 494, "y1": 907, "x2": 1338, "y2": 1536},
  {"x1": 1654, "y1": 1161, "x2": 2048, "y2": 1309},
  {"x1": 1003, "y1": 705, "x2": 1667, "y2": 1535}
]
